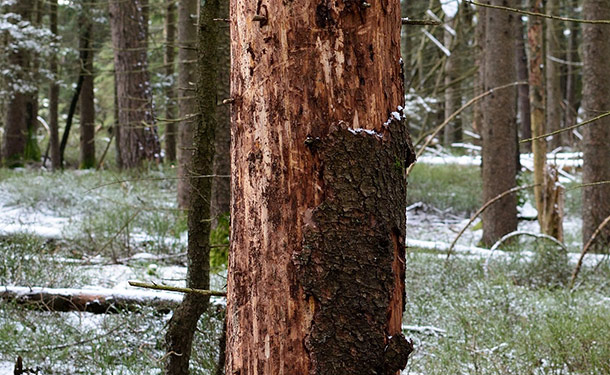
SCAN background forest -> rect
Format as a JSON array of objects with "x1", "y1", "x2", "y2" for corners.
[{"x1": 1, "y1": 0, "x2": 610, "y2": 374}]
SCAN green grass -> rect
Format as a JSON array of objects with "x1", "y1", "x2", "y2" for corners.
[
  {"x1": 404, "y1": 250, "x2": 610, "y2": 375},
  {"x1": 408, "y1": 163, "x2": 482, "y2": 214}
]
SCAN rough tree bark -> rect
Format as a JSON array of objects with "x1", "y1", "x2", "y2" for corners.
[
  {"x1": 481, "y1": 0, "x2": 518, "y2": 246},
  {"x1": 164, "y1": 0, "x2": 177, "y2": 163},
  {"x1": 226, "y1": 0, "x2": 415, "y2": 374},
  {"x1": 79, "y1": 0, "x2": 96, "y2": 169},
  {"x1": 108, "y1": 0, "x2": 160, "y2": 168},
  {"x1": 163, "y1": 1, "x2": 218, "y2": 374},
  {"x1": 177, "y1": 0, "x2": 199, "y2": 208},
  {"x1": 210, "y1": 0, "x2": 231, "y2": 226},
  {"x1": 582, "y1": 0, "x2": 610, "y2": 248},
  {"x1": 49, "y1": 0, "x2": 61, "y2": 170},
  {"x1": 2, "y1": 1, "x2": 32, "y2": 167},
  {"x1": 545, "y1": 0, "x2": 562, "y2": 151}
]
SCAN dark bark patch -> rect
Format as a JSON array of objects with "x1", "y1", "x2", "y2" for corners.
[
  {"x1": 295, "y1": 119, "x2": 414, "y2": 374},
  {"x1": 315, "y1": 2, "x2": 334, "y2": 28}
]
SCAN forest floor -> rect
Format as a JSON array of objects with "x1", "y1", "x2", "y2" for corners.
[{"x1": 0, "y1": 152, "x2": 609, "y2": 374}]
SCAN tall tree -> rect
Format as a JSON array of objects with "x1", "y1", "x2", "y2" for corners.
[
  {"x1": 48, "y1": 0, "x2": 60, "y2": 170},
  {"x1": 545, "y1": 0, "x2": 562, "y2": 151},
  {"x1": 79, "y1": 0, "x2": 96, "y2": 169},
  {"x1": 210, "y1": 0, "x2": 231, "y2": 226},
  {"x1": 226, "y1": 0, "x2": 414, "y2": 373},
  {"x1": 515, "y1": 5, "x2": 531, "y2": 150},
  {"x1": 2, "y1": 1, "x2": 33, "y2": 167},
  {"x1": 108, "y1": 0, "x2": 160, "y2": 168},
  {"x1": 582, "y1": 0, "x2": 610, "y2": 248},
  {"x1": 164, "y1": 0, "x2": 177, "y2": 163},
  {"x1": 177, "y1": 0, "x2": 199, "y2": 208},
  {"x1": 164, "y1": 2, "x2": 218, "y2": 374},
  {"x1": 473, "y1": 5, "x2": 485, "y2": 138},
  {"x1": 443, "y1": 8, "x2": 462, "y2": 146},
  {"x1": 481, "y1": 0, "x2": 518, "y2": 245}
]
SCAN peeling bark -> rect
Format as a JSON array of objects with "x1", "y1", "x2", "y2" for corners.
[{"x1": 227, "y1": 0, "x2": 414, "y2": 373}]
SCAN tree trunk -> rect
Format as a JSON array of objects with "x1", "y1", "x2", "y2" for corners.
[
  {"x1": 226, "y1": 1, "x2": 415, "y2": 374},
  {"x1": 481, "y1": 0, "x2": 518, "y2": 246},
  {"x1": 545, "y1": 0, "x2": 562, "y2": 151},
  {"x1": 177, "y1": 0, "x2": 199, "y2": 208},
  {"x1": 2, "y1": 1, "x2": 31, "y2": 167},
  {"x1": 210, "y1": 0, "x2": 231, "y2": 226},
  {"x1": 443, "y1": 13, "x2": 462, "y2": 147},
  {"x1": 164, "y1": 2, "x2": 218, "y2": 374},
  {"x1": 473, "y1": 5, "x2": 486, "y2": 139},
  {"x1": 515, "y1": 6, "x2": 531, "y2": 151},
  {"x1": 79, "y1": 1, "x2": 96, "y2": 169},
  {"x1": 582, "y1": 0, "x2": 610, "y2": 248},
  {"x1": 564, "y1": 0, "x2": 580, "y2": 143},
  {"x1": 164, "y1": 0, "x2": 177, "y2": 163},
  {"x1": 49, "y1": 0, "x2": 61, "y2": 171},
  {"x1": 108, "y1": 0, "x2": 160, "y2": 168}
]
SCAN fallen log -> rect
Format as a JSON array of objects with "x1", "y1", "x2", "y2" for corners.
[{"x1": 0, "y1": 286, "x2": 183, "y2": 314}]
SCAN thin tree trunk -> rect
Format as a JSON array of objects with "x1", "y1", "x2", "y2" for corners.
[
  {"x1": 164, "y1": 0, "x2": 177, "y2": 163},
  {"x1": 108, "y1": 0, "x2": 160, "y2": 168},
  {"x1": 545, "y1": 0, "x2": 562, "y2": 151},
  {"x1": 79, "y1": 0, "x2": 96, "y2": 169},
  {"x1": 481, "y1": 0, "x2": 518, "y2": 246},
  {"x1": 473, "y1": 4, "x2": 486, "y2": 139},
  {"x1": 528, "y1": 0, "x2": 547, "y2": 231},
  {"x1": 582, "y1": 0, "x2": 610, "y2": 249},
  {"x1": 564, "y1": 0, "x2": 580, "y2": 143},
  {"x1": 227, "y1": 0, "x2": 415, "y2": 373},
  {"x1": 443, "y1": 14, "x2": 462, "y2": 147},
  {"x1": 177, "y1": 0, "x2": 199, "y2": 208},
  {"x1": 164, "y1": 2, "x2": 218, "y2": 374},
  {"x1": 49, "y1": 0, "x2": 61, "y2": 170},
  {"x1": 515, "y1": 5, "x2": 531, "y2": 151},
  {"x1": 210, "y1": 0, "x2": 231, "y2": 227}
]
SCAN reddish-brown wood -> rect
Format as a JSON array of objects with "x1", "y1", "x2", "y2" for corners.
[{"x1": 227, "y1": 0, "x2": 414, "y2": 373}]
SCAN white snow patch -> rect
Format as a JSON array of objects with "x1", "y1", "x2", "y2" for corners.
[
  {"x1": 348, "y1": 128, "x2": 383, "y2": 138},
  {"x1": 441, "y1": 0, "x2": 460, "y2": 19}
]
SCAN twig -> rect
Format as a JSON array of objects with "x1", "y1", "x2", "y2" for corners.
[
  {"x1": 521, "y1": 111, "x2": 610, "y2": 143},
  {"x1": 408, "y1": 81, "x2": 527, "y2": 175},
  {"x1": 570, "y1": 214, "x2": 610, "y2": 288},
  {"x1": 16, "y1": 324, "x2": 122, "y2": 352},
  {"x1": 446, "y1": 184, "x2": 538, "y2": 260},
  {"x1": 86, "y1": 175, "x2": 230, "y2": 192},
  {"x1": 466, "y1": 0, "x2": 610, "y2": 24},
  {"x1": 128, "y1": 281, "x2": 227, "y2": 297},
  {"x1": 401, "y1": 18, "x2": 441, "y2": 26}
]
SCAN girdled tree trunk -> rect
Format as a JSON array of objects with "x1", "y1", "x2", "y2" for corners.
[
  {"x1": 481, "y1": 0, "x2": 518, "y2": 246},
  {"x1": 164, "y1": 0, "x2": 177, "y2": 163},
  {"x1": 210, "y1": 0, "x2": 231, "y2": 227},
  {"x1": 163, "y1": 1, "x2": 218, "y2": 374},
  {"x1": 49, "y1": 0, "x2": 61, "y2": 170},
  {"x1": 177, "y1": 0, "x2": 199, "y2": 208},
  {"x1": 227, "y1": 0, "x2": 414, "y2": 374},
  {"x1": 582, "y1": 0, "x2": 610, "y2": 248},
  {"x1": 79, "y1": 0, "x2": 96, "y2": 169},
  {"x1": 108, "y1": 0, "x2": 160, "y2": 168}
]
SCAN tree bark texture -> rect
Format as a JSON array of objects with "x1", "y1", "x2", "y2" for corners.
[
  {"x1": 49, "y1": 0, "x2": 61, "y2": 170},
  {"x1": 545, "y1": 0, "x2": 562, "y2": 151},
  {"x1": 564, "y1": 0, "x2": 580, "y2": 139},
  {"x1": 79, "y1": 2, "x2": 96, "y2": 169},
  {"x1": 211, "y1": 0, "x2": 232, "y2": 226},
  {"x1": 164, "y1": 2, "x2": 218, "y2": 374},
  {"x1": 164, "y1": 0, "x2": 177, "y2": 163},
  {"x1": 108, "y1": 0, "x2": 160, "y2": 168},
  {"x1": 481, "y1": 0, "x2": 518, "y2": 246},
  {"x1": 177, "y1": 0, "x2": 199, "y2": 208},
  {"x1": 582, "y1": 0, "x2": 610, "y2": 248},
  {"x1": 514, "y1": 8, "x2": 531, "y2": 151},
  {"x1": 2, "y1": 1, "x2": 31, "y2": 167},
  {"x1": 227, "y1": 1, "x2": 415, "y2": 374}
]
